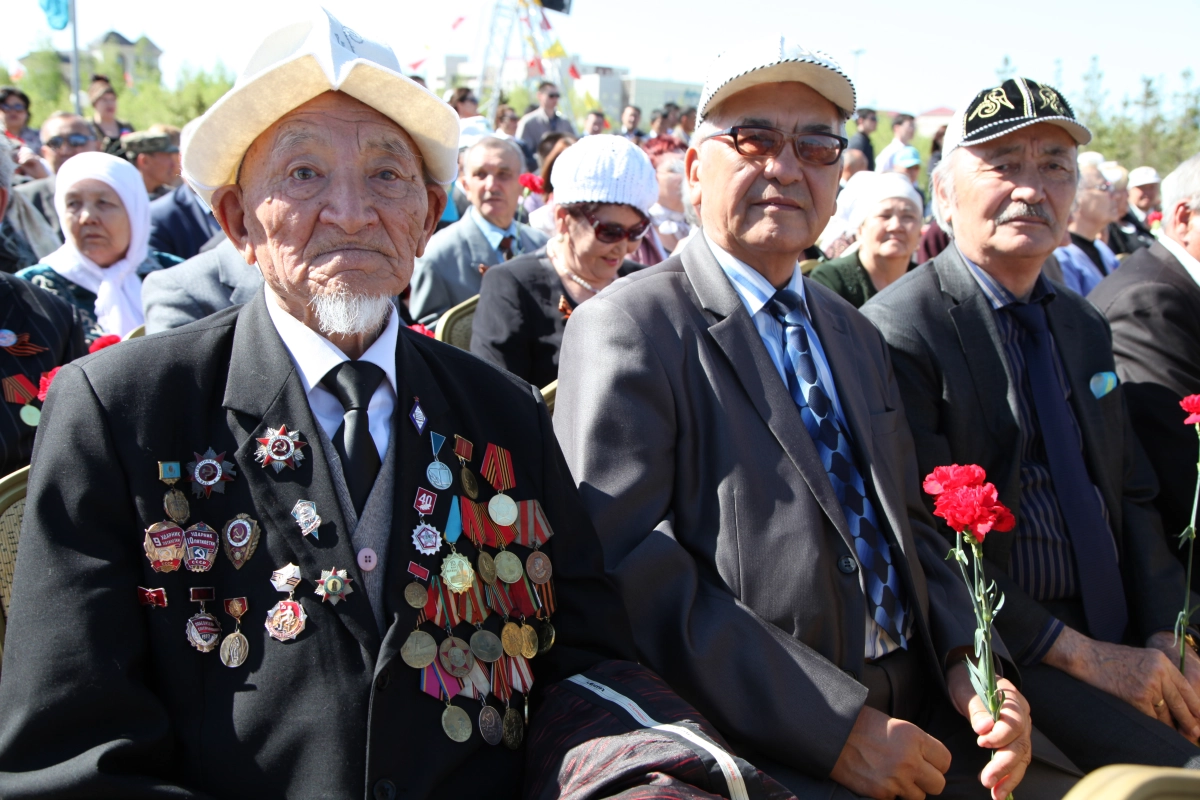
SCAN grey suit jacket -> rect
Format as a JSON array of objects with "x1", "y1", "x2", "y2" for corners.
[
  {"x1": 862, "y1": 246, "x2": 1188, "y2": 658},
  {"x1": 14, "y1": 175, "x2": 60, "y2": 240},
  {"x1": 408, "y1": 215, "x2": 547, "y2": 324},
  {"x1": 141, "y1": 239, "x2": 262, "y2": 333},
  {"x1": 554, "y1": 235, "x2": 981, "y2": 780}
]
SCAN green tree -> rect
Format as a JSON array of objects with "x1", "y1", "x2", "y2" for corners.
[{"x1": 17, "y1": 43, "x2": 72, "y2": 126}]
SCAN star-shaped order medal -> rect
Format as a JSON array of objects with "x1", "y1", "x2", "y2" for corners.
[
  {"x1": 314, "y1": 567, "x2": 354, "y2": 605},
  {"x1": 255, "y1": 425, "x2": 307, "y2": 472},
  {"x1": 187, "y1": 448, "x2": 237, "y2": 499}
]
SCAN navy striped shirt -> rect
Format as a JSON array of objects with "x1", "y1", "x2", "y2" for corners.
[{"x1": 963, "y1": 255, "x2": 1115, "y2": 663}]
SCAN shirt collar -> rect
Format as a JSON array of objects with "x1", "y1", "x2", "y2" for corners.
[
  {"x1": 705, "y1": 231, "x2": 807, "y2": 319},
  {"x1": 958, "y1": 244, "x2": 1055, "y2": 310},
  {"x1": 470, "y1": 206, "x2": 519, "y2": 252},
  {"x1": 264, "y1": 284, "x2": 400, "y2": 398},
  {"x1": 1160, "y1": 235, "x2": 1200, "y2": 288}
]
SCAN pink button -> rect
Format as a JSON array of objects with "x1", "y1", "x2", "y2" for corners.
[{"x1": 357, "y1": 548, "x2": 378, "y2": 571}]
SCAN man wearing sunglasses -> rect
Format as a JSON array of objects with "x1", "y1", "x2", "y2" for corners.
[
  {"x1": 556, "y1": 38, "x2": 1050, "y2": 800},
  {"x1": 15, "y1": 112, "x2": 100, "y2": 241},
  {"x1": 515, "y1": 81, "x2": 576, "y2": 158}
]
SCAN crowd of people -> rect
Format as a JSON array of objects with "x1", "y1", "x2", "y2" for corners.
[{"x1": 1, "y1": 7, "x2": 1200, "y2": 800}]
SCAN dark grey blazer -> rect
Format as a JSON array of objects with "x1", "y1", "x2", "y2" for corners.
[
  {"x1": 408, "y1": 215, "x2": 547, "y2": 325},
  {"x1": 141, "y1": 239, "x2": 262, "y2": 333},
  {"x1": 862, "y1": 246, "x2": 1188, "y2": 656},
  {"x1": 554, "y1": 234, "x2": 981, "y2": 780}
]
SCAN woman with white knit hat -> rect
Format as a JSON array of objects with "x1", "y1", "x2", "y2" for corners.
[{"x1": 471, "y1": 134, "x2": 658, "y2": 386}]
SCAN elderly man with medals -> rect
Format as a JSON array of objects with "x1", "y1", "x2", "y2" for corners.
[{"x1": 0, "y1": 9, "x2": 647, "y2": 799}]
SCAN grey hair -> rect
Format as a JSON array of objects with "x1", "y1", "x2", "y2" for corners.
[
  {"x1": 0, "y1": 138, "x2": 14, "y2": 195},
  {"x1": 463, "y1": 135, "x2": 526, "y2": 170},
  {"x1": 930, "y1": 148, "x2": 959, "y2": 237},
  {"x1": 1162, "y1": 153, "x2": 1200, "y2": 221}
]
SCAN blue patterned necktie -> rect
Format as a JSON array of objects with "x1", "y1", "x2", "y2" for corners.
[{"x1": 768, "y1": 289, "x2": 908, "y2": 647}]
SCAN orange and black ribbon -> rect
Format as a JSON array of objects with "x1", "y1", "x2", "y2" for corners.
[
  {"x1": 2, "y1": 374, "x2": 37, "y2": 405},
  {"x1": 461, "y1": 497, "x2": 516, "y2": 547},
  {"x1": 482, "y1": 444, "x2": 515, "y2": 493},
  {"x1": 534, "y1": 580, "x2": 556, "y2": 618},
  {"x1": 3, "y1": 334, "x2": 48, "y2": 357}
]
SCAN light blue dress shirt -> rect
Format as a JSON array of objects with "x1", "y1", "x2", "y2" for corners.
[{"x1": 470, "y1": 207, "x2": 521, "y2": 261}]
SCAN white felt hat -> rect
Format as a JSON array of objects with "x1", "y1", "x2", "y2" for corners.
[
  {"x1": 697, "y1": 36, "x2": 855, "y2": 123},
  {"x1": 1128, "y1": 166, "x2": 1161, "y2": 187},
  {"x1": 181, "y1": 6, "x2": 459, "y2": 206},
  {"x1": 550, "y1": 135, "x2": 658, "y2": 215}
]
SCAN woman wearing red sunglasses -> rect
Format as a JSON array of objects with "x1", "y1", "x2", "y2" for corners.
[{"x1": 471, "y1": 134, "x2": 659, "y2": 387}]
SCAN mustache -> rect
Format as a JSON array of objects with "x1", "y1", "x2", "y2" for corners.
[
  {"x1": 308, "y1": 239, "x2": 396, "y2": 259},
  {"x1": 995, "y1": 202, "x2": 1053, "y2": 224}
]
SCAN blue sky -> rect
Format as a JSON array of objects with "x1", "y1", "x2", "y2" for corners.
[{"x1": 5, "y1": 0, "x2": 1197, "y2": 116}]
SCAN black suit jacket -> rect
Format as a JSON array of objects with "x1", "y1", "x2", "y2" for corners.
[
  {"x1": 0, "y1": 290, "x2": 636, "y2": 798},
  {"x1": 0, "y1": 273, "x2": 88, "y2": 476},
  {"x1": 863, "y1": 247, "x2": 1188, "y2": 657},
  {"x1": 148, "y1": 184, "x2": 223, "y2": 261},
  {"x1": 1107, "y1": 211, "x2": 1156, "y2": 256},
  {"x1": 1089, "y1": 241, "x2": 1200, "y2": 587}
]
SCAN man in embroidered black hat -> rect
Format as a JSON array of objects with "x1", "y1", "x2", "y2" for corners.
[
  {"x1": 556, "y1": 39, "x2": 1061, "y2": 800},
  {"x1": 0, "y1": 8, "x2": 650, "y2": 799},
  {"x1": 865, "y1": 78, "x2": 1200, "y2": 774}
]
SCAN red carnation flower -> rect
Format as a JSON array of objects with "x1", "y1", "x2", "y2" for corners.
[
  {"x1": 1183, "y1": 395, "x2": 1200, "y2": 425},
  {"x1": 518, "y1": 173, "x2": 545, "y2": 194},
  {"x1": 37, "y1": 367, "x2": 61, "y2": 403},
  {"x1": 408, "y1": 323, "x2": 436, "y2": 338},
  {"x1": 922, "y1": 464, "x2": 986, "y2": 496},
  {"x1": 1148, "y1": 210, "x2": 1163, "y2": 226},
  {"x1": 88, "y1": 334, "x2": 122, "y2": 353},
  {"x1": 933, "y1": 482, "x2": 1015, "y2": 543}
]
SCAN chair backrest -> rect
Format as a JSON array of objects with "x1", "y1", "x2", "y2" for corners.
[
  {"x1": 1063, "y1": 764, "x2": 1200, "y2": 800},
  {"x1": 541, "y1": 380, "x2": 557, "y2": 415},
  {"x1": 435, "y1": 295, "x2": 480, "y2": 351},
  {"x1": 125, "y1": 324, "x2": 147, "y2": 340},
  {"x1": 0, "y1": 465, "x2": 31, "y2": 669}
]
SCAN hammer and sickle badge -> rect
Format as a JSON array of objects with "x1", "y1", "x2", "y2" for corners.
[{"x1": 969, "y1": 87, "x2": 1016, "y2": 121}]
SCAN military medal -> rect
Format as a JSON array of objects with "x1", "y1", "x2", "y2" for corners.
[
  {"x1": 478, "y1": 705, "x2": 503, "y2": 746},
  {"x1": 220, "y1": 597, "x2": 250, "y2": 668},
  {"x1": 143, "y1": 521, "x2": 186, "y2": 573},
  {"x1": 2, "y1": 374, "x2": 38, "y2": 428},
  {"x1": 501, "y1": 621, "x2": 523, "y2": 657},
  {"x1": 525, "y1": 551, "x2": 553, "y2": 584},
  {"x1": 477, "y1": 552, "x2": 497, "y2": 585},
  {"x1": 426, "y1": 432, "x2": 453, "y2": 490},
  {"x1": 414, "y1": 487, "x2": 437, "y2": 517},
  {"x1": 158, "y1": 461, "x2": 190, "y2": 524},
  {"x1": 401, "y1": 629, "x2": 437, "y2": 668},
  {"x1": 470, "y1": 628, "x2": 504, "y2": 663},
  {"x1": 454, "y1": 435, "x2": 478, "y2": 499},
  {"x1": 138, "y1": 587, "x2": 167, "y2": 607},
  {"x1": 255, "y1": 425, "x2": 307, "y2": 472},
  {"x1": 493, "y1": 550, "x2": 524, "y2": 584},
  {"x1": 186, "y1": 448, "x2": 237, "y2": 498},
  {"x1": 222, "y1": 514, "x2": 261, "y2": 569},
  {"x1": 440, "y1": 552, "x2": 476, "y2": 594},
  {"x1": 439, "y1": 635, "x2": 475, "y2": 678},
  {"x1": 412, "y1": 523, "x2": 442, "y2": 556},
  {"x1": 520, "y1": 623, "x2": 539, "y2": 659},
  {"x1": 482, "y1": 444, "x2": 518, "y2": 527},
  {"x1": 185, "y1": 587, "x2": 222, "y2": 653},
  {"x1": 406, "y1": 561, "x2": 431, "y2": 610},
  {"x1": 315, "y1": 566, "x2": 354, "y2": 605},
  {"x1": 502, "y1": 706, "x2": 524, "y2": 750},
  {"x1": 0, "y1": 331, "x2": 47, "y2": 356},
  {"x1": 442, "y1": 705, "x2": 472, "y2": 743},
  {"x1": 0, "y1": 330, "x2": 17, "y2": 348},
  {"x1": 292, "y1": 499, "x2": 321, "y2": 539},
  {"x1": 409, "y1": 398, "x2": 427, "y2": 435},
  {"x1": 266, "y1": 563, "x2": 307, "y2": 642},
  {"x1": 538, "y1": 620, "x2": 556, "y2": 654},
  {"x1": 183, "y1": 522, "x2": 219, "y2": 572}
]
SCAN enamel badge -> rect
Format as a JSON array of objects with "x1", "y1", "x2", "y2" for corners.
[
  {"x1": 185, "y1": 587, "x2": 221, "y2": 653},
  {"x1": 292, "y1": 500, "x2": 321, "y2": 539},
  {"x1": 187, "y1": 448, "x2": 237, "y2": 499},
  {"x1": 183, "y1": 522, "x2": 220, "y2": 572},
  {"x1": 255, "y1": 425, "x2": 307, "y2": 472},
  {"x1": 143, "y1": 522, "x2": 185, "y2": 573},
  {"x1": 314, "y1": 566, "x2": 354, "y2": 605},
  {"x1": 222, "y1": 514, "x2": 261, "y2": 569},
  {"x1": 412, "y1": 522, "x2": 442, "y2": 556}
]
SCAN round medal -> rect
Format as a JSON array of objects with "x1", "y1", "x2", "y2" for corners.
[
  {"x1": 520, "y1": 623, "x2": 539, "y2": 660},
  {"x1": 0, "y1": 330, "x2": 17, "y2": 348},
  {"x1": 440, "y1": 552, "x2": 476, "y2": 594},
  {"x1": 470, "y1": 628, "x2": 504, "y2": 662},
  {"x1": 477, "y1": 551, "x2": 497, "y2": 585},
  {"x1": 488, "y1": 493, "x2": 519, "y2": 527},
  {"x1": 220, "y1": 630, "x2": 249, "y2": 667},
  {"x1": 442, "y1": 705, "x2": 473, "y2": 743},
  {"x1": 479, "y1": 705, "x2": 503, "y2": 746},
  {"x1": 494, "y1": 550, "x2": 524, "y2": 584},
  {"x1": 400, "y1": 629, "x2": 437, "y2": 669},
  {"x1": 461, "y1": 467, "x2": 479, "y2": 499},
  {"x1": 501, "y1": 621, "x2": 523, "y2": 657},
  {"x1": 404, "y1": 581, "x2": 428, "y2": 609},
  {"x1": 502, "y1": 706, "x2": 524, "y2": 750},
  {"x1": 426, "y1": 460, "x2": 453, "y2": 490},
  {"x1": 412, "y1": 522, "x2": 443, "y2": 556},
  {"x1": 185, "y1": 612, "x2": 221, "y2": 653},
  {"x1": 163, "y1": 487, "x2": 190, "y2": 525},
  {"x1": 439, "y1": 636, "x2": 475, "y2": 678},
  {"x1": 538, "y1": 620, "x2": 556, "y2": 655},
  {"x1": 525, "y1": 551, "x2": 553, "y2": 584},
  {"x1": 265, "y1": 599, "x2": 307, "y2": 642},
  {"x1": 19, "y1": 405, "x2": 40, "y2": 427}
]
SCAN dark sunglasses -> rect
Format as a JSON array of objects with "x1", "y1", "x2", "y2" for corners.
[
  {"x1": 45, "y1": 133, "x2": 96, "y2": 149},
  {"x1": 710, "y1": 126, "x2": 848, "y2": 166},
  {"x1": 546, "y1": 92, "x2": 561, "y2": 99},
  {"x1": 581, "y1": 210, "x2": 649, "y2": 243},
  {"x1": 0, "y1": 102, "x2": 27, "y2": 112}
]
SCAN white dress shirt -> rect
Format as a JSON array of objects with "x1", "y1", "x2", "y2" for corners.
[{"x1": 264, "y1": 286, "x2": 399, "y2": 460}]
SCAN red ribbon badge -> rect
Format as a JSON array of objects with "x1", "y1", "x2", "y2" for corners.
[
  {"x1": 454, "y1": 435, "x2": 474, "y2": 462},
  {"x1": 2, "y1": 374, "x2": 37, "y2": 405},
  {"x1": 514, "y1": 500, "x2": 555, "y2": 548},
  {"x1": 137, "y1": 587, "x2": 167, "y2": 607},
  {"x1": 481, "y1": 444, "x2": 515, "y2": 493}
]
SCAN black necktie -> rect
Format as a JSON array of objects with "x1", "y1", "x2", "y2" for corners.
[
  {"x1": 499, "y1": 236, "x2": 515, "y2": 261},
  {"x1": 321, "y1": 361, "x2": 386, "y2": 516},
  {"x1": 1007, "y1": 300, "x2": 1128, "y2": 642}
]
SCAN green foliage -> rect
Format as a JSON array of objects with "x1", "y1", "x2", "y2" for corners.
[{"x1": 17, "y1": 41, "x2": 72, "y2": 125}]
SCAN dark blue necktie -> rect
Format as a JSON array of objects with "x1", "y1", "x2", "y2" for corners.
[
  {"x1": 322, "y1": 361, "x2": 385, "y2": 517},
  {"x1": 768, "y1": 289, "x2": 908, "y2": 647},
  {"x1": 1007, "y1": 300, "x2": 1128, "y2": 643}
]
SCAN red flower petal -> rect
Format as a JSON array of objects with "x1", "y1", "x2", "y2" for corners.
[
  {"x1": 37, "y1": 367, "x2": 61, "y2": 403},
  {"x1": 88, "y1": 334, "x2": 122, "y2": 353},
  {"x1": 922, "y1": 464, "x2": 986, "y2": 496}
]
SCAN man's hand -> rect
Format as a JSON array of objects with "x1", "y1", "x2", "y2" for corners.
[
  {"x1": 947, "y1": 663, "x2": 1031, "y2": 800},
  {"x1": 1044, "y1": 625, "x2": 1200, "y2": 741},
  {"x1": 1147, "y1": 631, "x2": 1200, "y2": 706},
  {"x1": 829, "y1": 705, "x2": 951, "y2": 800},
  {"x1": 15, "y1": 146, "x2": 49, "y2": 180}
]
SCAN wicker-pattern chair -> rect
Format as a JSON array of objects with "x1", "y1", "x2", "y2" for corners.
[
  {"x1": 124, "y1": 324, "x2": 147, "y2": 340},
  {"x1": 1063, "y1": 765, "x2": 1200, "y2": 800},
  {"x1": 541, "y1": 380, "x2": 557, "y2": 415},
  {"x1": 434, "y1": 295, "x2": 479, "y2": 352},
  {"x1": 0, "y1": 465, "x2": 30, "y2": 669}
]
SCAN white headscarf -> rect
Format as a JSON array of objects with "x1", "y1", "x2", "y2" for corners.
[
  {"x1": 847, "y1": 172, "x2": 924, "y2": 231},
  {"x1": 41, "y1": 151, "x2": 151, "y2": 337}
]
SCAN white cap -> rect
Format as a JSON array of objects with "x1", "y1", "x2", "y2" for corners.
[
  {"x1": 846, "y1": 172, "x2": 924, "y2": 230},
  {"x1": 181, "y1": 6, "x2": 459, "y2": 206},
  {"x1": 697, "y1": 36, "x2": 855, "y2": 123},
  {"x1": 1077, "y1": 151, "x2": 1106, "y2": 168},
  {"x1": 1129, "y1": 166, "x2": 1161, "y2": 187},
  {"x1": 549, "y1": 135, "x2": 658, "y2": 215}
]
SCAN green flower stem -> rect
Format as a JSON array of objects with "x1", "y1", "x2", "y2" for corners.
[{"x1": 1180, "y1": 427, "x2": 1200, "y2": 673}]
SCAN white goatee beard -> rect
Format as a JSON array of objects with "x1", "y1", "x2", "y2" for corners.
[{"x1": 309, "y1": 291, "x2": 393, "y2": 337}]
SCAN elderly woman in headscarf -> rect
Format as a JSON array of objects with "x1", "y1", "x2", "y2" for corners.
[
  {"x1": 809, "y1": 172, "x2": 923, "y2": 308},
  {"x1": 17, "y1": 151, "x2": 180, "y2": 344},
  {"x1": 471, "y1": 134, "x2": 656, "y2": 387}
]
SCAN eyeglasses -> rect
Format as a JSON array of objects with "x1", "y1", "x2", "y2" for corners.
[
  {"x1": 546, "y1": 93, "x2": 561, "y2": 99},
  {"x1": 581, "y1": 210, "x2": 649, "y2": 243},
  {"x1": 1085, "y1": 181, "x2": 1113, "y2": 194},
  {"x1": 0, "y1": 102, "x2": 27, "y2": 112},
  {"x1": 709, "y1": 126, "x2": 848, "y2": 166},
  {"x1": 45, "y1": 133, "x2": 96, "y2": 149}
]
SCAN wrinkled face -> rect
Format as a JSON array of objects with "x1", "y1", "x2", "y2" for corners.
[
  {"x1": 40, "y1": 116, "x2": 100, "y2": 173},
  {"x1": 689, "y1": 82, "x2": 842, "y2": 264},
  {"x1": 940, "y1": 124, "x2": 1077, "y2": 262},
  {"x1": 556, "y1": 203, "x2": 643, "y2": 276},
  {"x1": 214, "y1": 91, "x2": 445, "y2": 307},
  {"x1": 93, "y1": 92, "x2": 117, "y2": 119},
  {"x1": 1077, "y1": 165, "x2": 1120, "y2": 226},
  {"x1": 139, "y1": 151, "x2": 178, "y2": 189},
  {"x1": 1129, "y1": 182, "x2": 1160, "y2": 212},
  {"x1": 1, "y1": 96, "x2": 28, "y2": 133},
  {"x1": 64, "y1": 178, "x2": 131, "y2": 267},
  {"x1": 622, "y1": 107, "x2": 640, "y2": 130},
  {"x1": 462, "y1": 141, "x2": 522, "y2": 228},
  {"x1": 859, "y1": 197, "x2": 921, "y2": 261}
]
